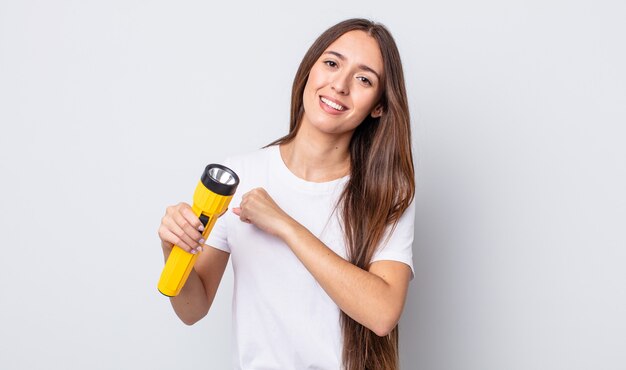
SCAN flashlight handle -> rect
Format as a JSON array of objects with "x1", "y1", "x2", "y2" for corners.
[{"x1": 157, "y1": 205, "x2": 220, "y2": 297}]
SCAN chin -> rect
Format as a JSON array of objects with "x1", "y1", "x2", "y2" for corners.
[{"x1": 313, "y1": 122, "x2": 358, "y2": 138}]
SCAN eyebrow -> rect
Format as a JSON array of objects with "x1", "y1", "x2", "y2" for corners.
[{"x1": 323, "y1": 50, "x2": 381, "y2": 81}]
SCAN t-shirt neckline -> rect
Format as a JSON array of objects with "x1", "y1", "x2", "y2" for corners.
[{"x1": 270, "y1": 144, "x2": 349, "y2": 194}]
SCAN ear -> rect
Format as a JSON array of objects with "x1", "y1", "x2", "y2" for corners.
[{"x1": 370, "y1": 104, "x2": 384, "y2": 118}]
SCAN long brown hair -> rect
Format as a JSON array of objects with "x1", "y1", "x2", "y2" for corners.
[{"x1": 268, "y1": 18, "x2": 415, "y2": 369}]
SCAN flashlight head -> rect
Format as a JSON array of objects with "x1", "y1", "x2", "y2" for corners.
[{"x1": 201, "y1": 164, "x2": 239, "y2": 196}]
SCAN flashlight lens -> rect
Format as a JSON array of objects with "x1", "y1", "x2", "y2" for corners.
[
  {"x1": 209, "y1": 167, "x2": 237, "y2": 185},
  {"x1": 202, "y1": 164, "x2": 239, "y2": 196}
]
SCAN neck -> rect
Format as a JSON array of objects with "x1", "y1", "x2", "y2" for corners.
[{"x1": 279, "y1": 125, "x2": 352, "y2": 183}]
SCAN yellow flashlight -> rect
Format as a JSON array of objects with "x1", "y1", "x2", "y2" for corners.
[{"x1": 158, "y1": 164, "x2": 239, "y2": 297}]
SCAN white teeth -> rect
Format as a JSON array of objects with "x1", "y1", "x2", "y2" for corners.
[{"x1": 321, "y1": 97, "x2": 345, "y2": 111}]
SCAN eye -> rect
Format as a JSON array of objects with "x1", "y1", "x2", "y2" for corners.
[
  {"x1": 324, "y1": 60, "x2": 338, "y2": 68},
  {"x1": 357, "y1": 76, "x2": 372, "y2": 86}
]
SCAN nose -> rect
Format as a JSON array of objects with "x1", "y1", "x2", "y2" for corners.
[{"x1": 331, "y1": 72, "x2": 350, "y2": 95}]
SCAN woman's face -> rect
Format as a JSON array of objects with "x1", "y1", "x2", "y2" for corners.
[{"x1": 301, "y1": 30, "x2": 384, "y2": 138}]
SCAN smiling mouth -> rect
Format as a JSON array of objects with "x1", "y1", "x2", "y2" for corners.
[{"x1": 320, "y1": 96, "x2": 346, "y2": 111}]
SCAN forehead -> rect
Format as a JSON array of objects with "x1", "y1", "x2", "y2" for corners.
[{"x1": 323, "y1": 30, "x2": 384, "y2": 75}]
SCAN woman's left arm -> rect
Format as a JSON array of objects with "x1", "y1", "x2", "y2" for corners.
[{"x1": 233, "y1": 188, "x2": 412, "y2": 337}]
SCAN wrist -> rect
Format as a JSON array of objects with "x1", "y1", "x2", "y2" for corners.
[{"x1": 278, "y1": 216, "x2": 303, "y2": 242}]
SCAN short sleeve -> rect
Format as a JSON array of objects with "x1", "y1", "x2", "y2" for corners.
[
  {"x1": 370, "y1": 199, "x2": 416, "y2": 279},
  {"x1": 205, "y1": 158, "x2": 233, "y2": 253}
]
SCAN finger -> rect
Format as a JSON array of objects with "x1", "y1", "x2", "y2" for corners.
[
  {"x1": 157, "y1": 225, "x2": 174, "y2": 248},
  {"x1": 173, "y1": 209, "x2": 204, "y2": 242},
  {"x1": 232, "y1": 207, "x2": 252, "y2": 224},
  {"x1": 167, "y1": 214, "x2": 203, "y2": 252},
  {"x1": 167, "y1": 229, "x2": 204, "y2": 254},
  {"x1": 159, "y1": 225, "x2": 198, "y2": 253},
  {"x1": 179, "y1": 205, "x2": 205, "y2": 233}
]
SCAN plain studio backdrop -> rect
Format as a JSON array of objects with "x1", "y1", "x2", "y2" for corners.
[{"x1": 1, "y1": 0, "x2": 625, "y2": 369}]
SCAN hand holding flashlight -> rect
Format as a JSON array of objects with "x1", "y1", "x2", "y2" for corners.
[
  {"x1": 159, "y1": 202, "x2": 208, "y2": 255},
  {"x1": 158, "y1": 164, "x2": 239, "y2": 297}
]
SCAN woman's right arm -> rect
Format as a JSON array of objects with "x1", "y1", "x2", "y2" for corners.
[{"x1": 159, "y1": 203, "x2": 230, "y2": 325}]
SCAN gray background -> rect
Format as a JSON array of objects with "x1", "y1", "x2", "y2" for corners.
[{"x1": 1, "y1": 0, "x2": 625, "y2": 369}]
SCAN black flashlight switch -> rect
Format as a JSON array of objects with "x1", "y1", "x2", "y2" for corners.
[{"x1": 199, "y1": 214, "x2": 210, "y2": 228}]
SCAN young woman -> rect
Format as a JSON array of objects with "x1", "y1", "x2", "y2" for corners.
[{"x1": 158, "y1": 18, "x2": 415, "y2": 370}]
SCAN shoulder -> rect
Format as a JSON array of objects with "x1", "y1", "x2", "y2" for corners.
[{"x1": 223, "y1": 145, "x2": 276, "y2": 172}]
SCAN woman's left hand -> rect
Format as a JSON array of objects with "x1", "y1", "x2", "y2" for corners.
[{"x1": 232, "y1": 188, "x2": 296, "y2": 238}]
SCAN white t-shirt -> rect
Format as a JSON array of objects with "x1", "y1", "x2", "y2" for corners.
[{"x1": 206, "y1": 145, "x2": 415, "y2": 370}]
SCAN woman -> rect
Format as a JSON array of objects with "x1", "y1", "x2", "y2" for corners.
[{"x1": 158, "y1": 18, "x2": 415, "y2": 369}]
